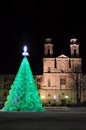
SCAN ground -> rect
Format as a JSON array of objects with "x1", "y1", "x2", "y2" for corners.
[{"x1": 0, "y1": 107, "x2": 86, "y2": 130}]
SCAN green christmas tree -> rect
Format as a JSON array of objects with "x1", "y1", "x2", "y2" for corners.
[{"x1": 2, "y1": 46, "x2": 45, "y2": 112}]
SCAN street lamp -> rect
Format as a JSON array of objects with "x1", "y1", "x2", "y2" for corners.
[
  {"x1": 53, "y1": 95, "x2": 57, "y2": 105},
  {"x1": 41, "y1": 95, "x2": 45, "y2": 105},
  {"x1": 65, "y1": 95, "x2": 69, "y2": 104}
]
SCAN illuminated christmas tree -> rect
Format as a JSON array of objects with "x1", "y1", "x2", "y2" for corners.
[{"x1": 2, "y1": 46, "x2": 45, "y2": 112}]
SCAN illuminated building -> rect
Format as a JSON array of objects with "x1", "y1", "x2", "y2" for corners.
[{"x1": 36, "y1": 38, "x2": 86, "y2": 106}]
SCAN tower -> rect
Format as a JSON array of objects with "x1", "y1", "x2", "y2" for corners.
[
  {"x1": 44, "y1": 38, "x2": 53, "y2": 57},
  {"x1": 70, "y1": 38, "x2": 79, "y2": 58},
  {"x1": 43, "y1": 38, "x2": 54, "y2": 73},
  {"x1": 70, "y1": 38, "x2": 82, "y2": 72}
]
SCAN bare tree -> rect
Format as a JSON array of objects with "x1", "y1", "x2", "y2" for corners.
[{"x1": 70, "y1": 66, "x2": 82, "y2": 105}]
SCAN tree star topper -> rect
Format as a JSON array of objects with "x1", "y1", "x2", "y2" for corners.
[{"x1": 22, "y1": 45, "x2": 29, "y2": 56}]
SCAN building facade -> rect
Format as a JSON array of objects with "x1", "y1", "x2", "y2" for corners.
[
  {"x1": 0, "y1": 38, "x2": 86, "y2": 107},
  {"x1": 37, "y1": 38, "x2": 86, "y2": 106}
]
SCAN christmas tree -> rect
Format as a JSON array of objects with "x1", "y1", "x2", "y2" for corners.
[{"x1": 2, "y1": 46, "x2": 45, "y2": 112}]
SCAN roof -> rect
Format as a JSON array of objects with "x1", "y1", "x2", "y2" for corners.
[{"x1": 58, "y1": 54, "x2": 69, "y2": 58}]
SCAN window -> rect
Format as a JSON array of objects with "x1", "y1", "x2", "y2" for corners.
[
  {"x1": 37, "y1": 78, "x2": 41, "y2": 82},
  {"x1": 60, "y1": 77, "x2": 66, "y2": 89},
  {"x1": 4, "y1": 92, "x2": 7, "y2": 97},
  {"x1": 48, "y1": 94, "x2": 51, "y2": 97},
  {"x1": 69, "y1": 59, "x2": 71, "y2": 68},
  {"x1": 48, "y1": 79, "x2": 51, "y2": 87},
  {"x1": 48, "y1": 67, "x2": 51, "y2": 73},
  {"x1": 60, "y1": 78, "x2": 66, "y2": 85},
  {"x1": 48, "y1": 48, "x2": 50, "y2": 56},
  {"x1": 74, "y1": 67, "x2": 78, "y2": 72},
  {"x1": 54, "y1": 59, "x2": 57, "y2": 68}
]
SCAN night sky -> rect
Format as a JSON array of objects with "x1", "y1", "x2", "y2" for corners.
[{"x1": 0, "y1": 1, "x2": 86, "y2": 74}]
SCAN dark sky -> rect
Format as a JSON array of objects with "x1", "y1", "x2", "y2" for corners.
[{"x1": 0, "y1": 1, "x2": 86, "y2": 74}]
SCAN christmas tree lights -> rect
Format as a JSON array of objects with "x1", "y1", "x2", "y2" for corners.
[{"x1": 2, "y1": 45, "x2": 45, "y2": 112}]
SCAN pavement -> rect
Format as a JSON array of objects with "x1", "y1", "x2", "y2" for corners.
[
  {"x1": 0, "y1": 107, "x2": 86, "y2": 130},
  {"x1": 45, "y1": 106, "x2": 86, "y2": 112}
]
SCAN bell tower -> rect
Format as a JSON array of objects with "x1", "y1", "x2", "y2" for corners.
[
  {"x1": 44, "y1": 38, "x2": 53, "y2": 57},
  {"x1": 70, "y1": 38, "x2": 79, "y2": 58}
]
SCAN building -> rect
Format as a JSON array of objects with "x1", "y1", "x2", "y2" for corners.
[
  {"x1": 36, "y1": 38, "x2": 86, "y2": 106},
  {"x1": 0, "y1": 75, "x2": 14, "y2": 107},
  {"x1": 0, "y1": 38, "x2": 86, "y2": 107}
]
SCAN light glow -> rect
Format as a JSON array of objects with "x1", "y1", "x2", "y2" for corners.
[
  {"x1": 22, "y1": 45, "x2": 29, "y2": 56},
  {"x1": 41, "y1": 95, "x2": 45, "y2": 99},
  {"x1": 54, "y1": 95, "x2": 57, "y2": 99},
  {"x1": 65, "y1": 95, "x2": 69, "y2": 99}
]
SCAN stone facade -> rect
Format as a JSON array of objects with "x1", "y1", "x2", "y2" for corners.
[{"x1": 38, "y1": 38, "x2": 86, "y2": 106}]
